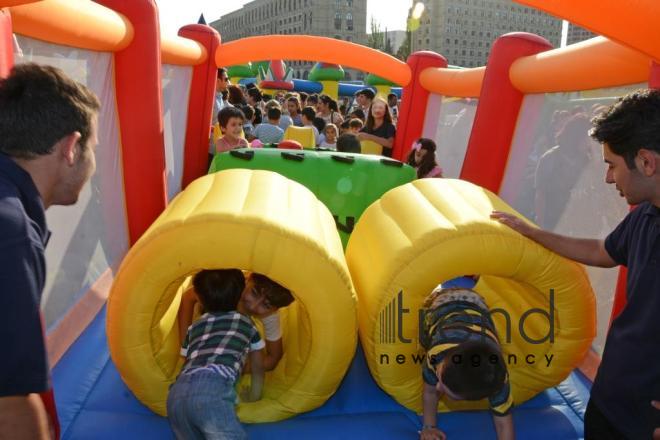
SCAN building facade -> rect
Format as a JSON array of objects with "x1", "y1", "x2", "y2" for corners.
[
  {"x1": 211, "y1": 0, "x2": 367, "y2": 80},
  {"x1": 410, "y1": 0, "x2": 562, "y2": 68},
  {"x1": 385, "y1": 30, "x2": 408, "y2": 56},
  {"x1": 566, "y1": 23, "x2": 596, "y2": 45}
]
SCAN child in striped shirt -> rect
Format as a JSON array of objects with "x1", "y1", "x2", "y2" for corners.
[
  {"x1": 167, "y1": 269, "x2": 264, "y2": 440},
  {"x1": 420, "y1": 284, "x2": 514, "y2": 440}
]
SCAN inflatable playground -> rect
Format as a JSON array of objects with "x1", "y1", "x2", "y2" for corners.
[{"x1": 1, "y1": 0, "x2": 658, "y2": 438}]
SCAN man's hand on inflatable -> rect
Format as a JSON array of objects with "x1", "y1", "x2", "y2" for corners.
[
  {"x1": 490, "y1": 211, "x2": 535, "y2": 237},
  {"x1": 419, "y1": 426, "x2": 446, "y2": 440}
]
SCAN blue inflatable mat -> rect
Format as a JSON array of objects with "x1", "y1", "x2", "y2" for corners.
[{"x1": 53, "y1": 306, "x2": 590, "y2": 439}]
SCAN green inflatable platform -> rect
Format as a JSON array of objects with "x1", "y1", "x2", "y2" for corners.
[{"x1": 209, "y1": 149, "x2": 416, "y2": 247}]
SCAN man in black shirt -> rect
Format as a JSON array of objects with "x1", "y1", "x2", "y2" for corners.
[
  {"x1": 492, "y1": 89, "x2": 660, "y2": 439},
  {"x1": 0, "y1": 63, "x2": 100, "y2": 439}
]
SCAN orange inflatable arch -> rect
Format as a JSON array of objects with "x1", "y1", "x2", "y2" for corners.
[
  {"x1": 8, "y1": 0, "x2": 206, "y2": 65},
  {"x1": 216, "y1": 35, "x2": 411, "y2": 87}
]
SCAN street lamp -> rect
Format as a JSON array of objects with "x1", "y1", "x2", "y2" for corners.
[{"x1": 408, "y1": 1, "x2": 425, "y2": 55}]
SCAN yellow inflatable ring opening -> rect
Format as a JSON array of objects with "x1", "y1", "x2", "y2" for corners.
[
  {"x1": 345, "y1": 178, "x2": 596, "y2": 413},
  {"x1": 107, "y1": 169, "x2": 357, "y2": 422}
]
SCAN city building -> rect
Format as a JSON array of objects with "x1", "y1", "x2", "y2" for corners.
[
  {"x1": 384, "y1": 30, "x2": 408, "y2": 55},
  {"x1": 566, "y1": 23, "x2": 597, "y2": 45},
  {"x1": 210, "y1": 0, "x2": 367, "y2": 80},
  {"x1": 410, "y1": 0, "x2": 563, "y2": 68}
]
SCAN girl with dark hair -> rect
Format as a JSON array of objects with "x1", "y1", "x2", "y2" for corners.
[
  {"x1": 358, "y1": 97, "x2": 396, "y2": 157},
  {"x1": 316, "y1": 94, "x2": 344, "y2": 125},
  {"x1": 286, "y1": 96, "x2": 304, "y2": 127},
  {"x1": 407, "y1": 138, "x2": 443, "y2": 179}
]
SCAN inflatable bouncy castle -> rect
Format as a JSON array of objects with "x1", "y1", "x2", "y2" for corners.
[{"x1": 1, "y1": 0, "x2": 659, "y2": 438}]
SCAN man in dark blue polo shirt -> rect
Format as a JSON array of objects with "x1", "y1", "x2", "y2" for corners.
[
  {"x1": 0, "y1": 63, "x2": 99, "y2": 439},
  {"x1": 491, "y1": 89, "x2": 660, "y2": 439}
]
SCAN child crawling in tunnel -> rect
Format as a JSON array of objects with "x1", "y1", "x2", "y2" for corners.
[
  {"x1": 420, "y1": 283, "x2": 515, "y2": 440},
  {"x1": 167, "y1": 270, "x2": 267, "y2": 439},
  {"x1": 169, "y1": 270, "x2": 294, "y2": 438}
]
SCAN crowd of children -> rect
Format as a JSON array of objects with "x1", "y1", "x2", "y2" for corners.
[{"x1": 210, "y1": 69, "x2": 442, "y2": 167}]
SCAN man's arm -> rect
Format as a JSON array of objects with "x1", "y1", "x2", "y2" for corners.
[
  {"x1": 0, "y1": 242, "x2": 51, "y2": 439},
  {"x1": 490, "y1": 211, "x2": 617, "y2": 268},
  {"x1": 492, "y1": 414, "x2": 515, "y2": 440},
  {"x1": 0, "y1": 394, "x2": 50, "y2": 440},
  {"x1": 421, "y1": 382, "x2": 446, "y2": 440}
]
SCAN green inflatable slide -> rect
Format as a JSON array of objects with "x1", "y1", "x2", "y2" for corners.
[{"x1": 209, "y1": 149, "x2": 416, "y2": 247}]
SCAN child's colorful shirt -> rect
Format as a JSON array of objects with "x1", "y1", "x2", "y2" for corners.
[
  {"x1": 421, "y1": 288, "x2": 513, "y2": 416},
  {"x1": 181, "y1": 311, "x2": 264, "y2": 382}
]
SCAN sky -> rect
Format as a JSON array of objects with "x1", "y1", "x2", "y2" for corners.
[{"x1": 155, "y1": 0, "x2": 412, "y2": 37}]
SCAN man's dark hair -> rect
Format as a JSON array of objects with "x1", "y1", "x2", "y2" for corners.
[
  {"x1": 312, "y1": 117, "x2": 326, "y2": 133},
  {"x1": 218, "y1": 106, "x2": 245, "y2": 128},
  {"x1": 240, "y1": 104, "x2": 254, "y2": 121},
  {"x1": 337, "y1": 133, "x2": 361, "y2": 153},
  {"x1": 192, "y1": 269, "x2": 245, "y2": 313},
  {"x1": 590, "y1": 88, "x2": 660, "y2": 169},
  {"x1": 301, "y1": 106, "x2": 316, "y2": 121},
  {"x1": 251, "y1": 273, "x2": 294, "y2": 308},
  {"x1": 247, "y1": 87, "x2": 262, "y2": 103},
  {"x1": 299, "y1": 91, "x2": 308, "y2": 103},
  {"x1": 267, "y1": 106, "x2": 281, "y2": 121},
  {"x1": 356, "y1": 88, "x2": 375, "y2": 100},
  {"x1": 217, "y1": 68, "x2": 227, "y2": 79},
  {"x1": 0, "y1": 63, "x2": 100, "y2": 159},
  {"x1": 306, "y1": 94, "x2": 319, "y2": 105},
  {"x1": 440, "y1": 340, "x2": 506, "y2": 401},
  {"x1": 227, "y1": 85, "x2": 246, "y2": 105},
  {"x1": 350, "y1": 108, "x2": 366, "y2": 121}
]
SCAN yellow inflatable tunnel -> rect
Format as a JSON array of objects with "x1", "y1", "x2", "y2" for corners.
[
  {"x1": 345, "y1": 178, "x2": 596, "y2": 413},
  {"x1": 107, "y1": 169, "x2": 357, "y2": 422}
]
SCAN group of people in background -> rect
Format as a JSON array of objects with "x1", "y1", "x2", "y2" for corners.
[{"x1": 212, "y1": 67, "x2": 443, "y2": 180}]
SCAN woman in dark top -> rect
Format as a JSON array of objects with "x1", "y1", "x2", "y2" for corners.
[{"x1": 358, "y1": 97, "x2": 396, "y2": 157}]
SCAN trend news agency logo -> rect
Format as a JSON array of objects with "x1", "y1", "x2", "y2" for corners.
[{"x1": 378, "y1": 290, "x2": 557, "y2": 367}]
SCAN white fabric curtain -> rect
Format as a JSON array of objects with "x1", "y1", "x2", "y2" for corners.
[
  {"x1": 14, "y1": 36, "x2": 130, "y2": 330},
  {"x1": 423, "y1": 94, "x2": 477, "y2": 178},
  {"x1": 162, "y1": 64, "x2": 193, "y2": 201},
  {"x1": 500, "y1": 84, "x2": 646, "y2": 354}
]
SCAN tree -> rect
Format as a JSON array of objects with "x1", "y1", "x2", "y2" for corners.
[
  {"x1": 367, "y1": 17, "x2": 385, "y2": 52},
  {"x1": 396, "y1": 31, "x2": 411, "y2": 61}
]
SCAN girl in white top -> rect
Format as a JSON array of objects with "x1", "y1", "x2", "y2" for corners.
[{"x1": 320, "y1": 124, "x2": 338, "y2": 150}]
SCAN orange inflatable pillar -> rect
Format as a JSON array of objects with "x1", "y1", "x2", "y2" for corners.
[
  {"x1": 0, "y1": 9, "x2": 12, "y2": 77},
  {"x1": 179, "y1": 24, "x2": 220, "y2": 188},
  {"x1": 95, "y1": 0, "x2": 166, "y2": 244},
  {"x1": 392, "y1": 51, "x2": 446, "y2": 161},
  {"x1": 460, "y1": 33, "x2": 552, "y2": 192}
]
